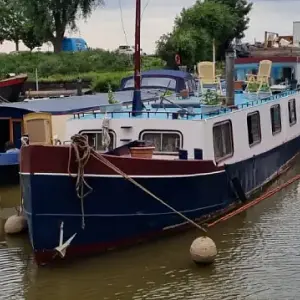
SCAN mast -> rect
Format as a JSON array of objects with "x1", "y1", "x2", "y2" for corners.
[{"x1": 132, "y1": 0, "x2": 143, "y2": 116}]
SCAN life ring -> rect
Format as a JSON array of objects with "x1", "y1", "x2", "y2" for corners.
[{"x1": 175, "y1": 54, "x2": 181, "y2": 65}]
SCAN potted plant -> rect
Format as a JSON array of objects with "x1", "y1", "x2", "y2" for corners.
[
  {"x1": 247, "y1": 81, "x2": 272, "y2": 93},
  {"x1": 246, "y1": 82, "x2": 272, "y2": 100},
  {"x1": 201, "y1": 89, "x2": 222, "y2": 114},
  {"x1": 107, "y1": 83, "x2": 120, "y2": 104}
]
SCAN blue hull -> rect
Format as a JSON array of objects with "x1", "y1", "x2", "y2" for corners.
[
  {"x1": 226, "y1": 135, "x2": 300, "y2": 194},
  {"x1": 20, "y1": 135, "x2": 300, "y2": 263},
  {"x1": 21, "y1": 171, "x2": 233, "y2": 252}
]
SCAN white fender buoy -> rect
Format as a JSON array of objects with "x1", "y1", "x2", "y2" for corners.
[
  {"x1": 4, "y1": 214, "x2": 27, "y2": 234},
  {"x1": 190, "y1": 236, "x2": 217, "y2": 264}
]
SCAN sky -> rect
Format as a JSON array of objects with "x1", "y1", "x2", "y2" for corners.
[{"x1": 0, "y1": 0, "x2": 299, "y2": 54}]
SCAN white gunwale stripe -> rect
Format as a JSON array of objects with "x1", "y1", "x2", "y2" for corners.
[
  {"x1": 19, "y1": 170, "x2": 224, "y2": 178},
  {"x1": 23, "y1": 202, "x2": 224, "y2": 217}
]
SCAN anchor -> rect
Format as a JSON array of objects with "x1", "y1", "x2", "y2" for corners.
[{"x1": 55, "y1": 221, "x2": 77, "y2": 258}]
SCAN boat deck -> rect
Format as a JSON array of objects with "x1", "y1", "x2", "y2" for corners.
[{"x1": 71, "y1": 90, "x2": 298, "y2": 121}]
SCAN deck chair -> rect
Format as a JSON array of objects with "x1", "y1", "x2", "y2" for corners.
[
  {"x1": 197, "y1": 61, "x2": 223, "y2": 95},
  {"x1": 245, "y1": 60, "x2": 272, "y2": 95}
]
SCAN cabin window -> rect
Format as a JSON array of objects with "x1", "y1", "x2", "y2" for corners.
[
  {"x1": 124, "y1": 78, "x2": 134, "y2": 89},
  {"x1": 124, "y1": 77, "x2": 177, "y2": 90},
  {"x1": 247, "y1": 111, "x2": 261, "y2": 146},
  {"x1": 142, "y1": 77, "x2": 176, "y2": 89},
  {"x1": 270, "y1": 104, "x2": 281, "y2": 134},
  {"x1": 213, "y1": 120, "x2": 234, "y2": 162},
  {"x1": 288, "y1": 99, "x2": 297, "y2": 126},
  {"x1": 140, "y1": 131, "x2": 182, "y2": 154},
  {"x1": 80, "y1": 130, "x2": 115, "y2": 151}
]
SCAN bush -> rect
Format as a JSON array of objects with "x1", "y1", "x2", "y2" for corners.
[
  {"x1": 0, "y1": 49, "x2": 165, "y2": 81},
  {"x1": 90, "y1": 72, "x2": 132, "y2": 92}
]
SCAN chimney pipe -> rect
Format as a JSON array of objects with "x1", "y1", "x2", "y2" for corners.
[{"x1": 225, "y1": 49, "x2": 235, "y2": 106}]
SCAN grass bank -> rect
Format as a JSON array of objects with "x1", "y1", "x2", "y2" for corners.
[
  {"x1": 37, "y1": 71, "x2": 134, "y2": 92},
  {"x1": 0, "y1": 49, "x2": 165, "y2": 92}
]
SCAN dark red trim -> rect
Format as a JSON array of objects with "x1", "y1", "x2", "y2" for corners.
[
  {"x1": 0, "y1": 75, "x2": 28, "y2": 88},
  {"x1": 20, "y1": 145, "x2": 222, "y2": 175},
  {"x1": 235, "y1": 56, "x2": 299, "y2": 64}
]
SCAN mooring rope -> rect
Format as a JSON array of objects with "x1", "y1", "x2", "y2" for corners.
[
  {"x1": 68, "y1": 134, "x2": 207, "y2": 234},
  {"x1": 67, "y1": 135, "x2": 93, "y2": 229}
]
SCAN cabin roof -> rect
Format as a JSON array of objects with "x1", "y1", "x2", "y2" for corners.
[
  {"x1": 122, "y1": 69, "x2": 193, "y2": 81},
  {"x1": 140, "y1": 69, "x2": 192, "y2": 79},
  {"x1": 0, "y1": 90, "x2": 160, "y2": 115}
]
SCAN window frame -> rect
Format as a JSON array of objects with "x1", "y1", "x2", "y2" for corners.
[
  {"x1": 139, "y1": 130, "x2": 183, "y2": 155},
  {"x1": 270, "y1": 104, "x2": 282, "y2": 135},
  {"x1": 288, "y1": 98, "x2": 297, "y2": 127},
  {"x1": 247, "y1": 111, "x2": 262, "y2": 147},
  {"x1": 212, "y1": 120, "x2": 234, "y2": 163},
  {"x1": 79, "y1": 129, "x2": 116, "y2": 151}
]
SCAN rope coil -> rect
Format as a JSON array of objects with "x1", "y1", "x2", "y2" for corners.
[{"x1": 68, "y1": 135, "x2": 93, "y2": 229}]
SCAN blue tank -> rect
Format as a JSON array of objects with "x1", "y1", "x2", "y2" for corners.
[{"x1": 61, "y1": 37, "x2": 88, "y2": 52}]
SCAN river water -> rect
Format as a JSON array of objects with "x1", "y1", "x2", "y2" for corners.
[{"x1": 1, "y1": 165, "x2": 300, "y2": 300}]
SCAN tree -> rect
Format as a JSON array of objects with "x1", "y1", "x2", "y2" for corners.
[
  {"x1": 209, "y1": 0, "x2": 252, "y2": 58},
  {"x1": 24, "y1": 0, "x2": 104, "y2": 53},
  {"x1": 212, "y1": 0, "x2": 252, "y2": 40},
  {"x1": 156, "y1": 33, "x2": 178, "y2": 69},
  {"x1": 22, "y1": 24, "x2": 43, "y2": 51},
  {"x1": 0, "y1": 0, "x2": 27, "y2": 51},
  {"x1": 156, "y1": 0, "x2": 238, "y2": 69},
  {"x1": 156, "y1": 29, "x2": 211, "y2": 71}
]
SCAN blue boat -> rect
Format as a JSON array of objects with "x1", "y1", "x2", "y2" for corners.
[
  {"x1": 19, "y1": 88, "x2": 300, "y2": 265},
  {"x1": 0, "y1": 152, "x2": 19, "y2": 186},
  {"x1": 120, "y1": 69, "x2": 197, "y2": 94},
  {"x1": 18, "y1": 0, "x2": 300, "y2": 265}
]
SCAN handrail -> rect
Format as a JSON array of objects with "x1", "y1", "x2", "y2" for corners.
[{"x1": 71, "y1": 90, "x2": 300, "y2": 121}]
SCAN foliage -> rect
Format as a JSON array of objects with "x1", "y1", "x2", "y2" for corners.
[
  {"x1": 23, "y1": 0, "x2": 104, "y2": 52},
  {"x1": 247, "y1": 82, "x2": 270, "y2": 93},
  {"x1": 0, "y1": 0, "x2": 27, "y2": 51},
  {"x1": 24, "y1": 71, "x2": 130, "y2": 92},
  {"x1": 90, "y1": 71, "x2": 132, "y2": 92},
  {"x1": 107, "y1": 83, "x2": 119, "y2": 103},
  {"x1": 0, "y1": 50, "x2": 164, "y2": 80},
  {"x1": 202, "y1": 89, "x2": 221, "y2": 105},
  {"x1": 22, "y1": 24, "x2": 44, "y2": 51},
  {"x1": 0, "y1": 0, "x2": 44, "y2": 51},
  {"x1": 175, "y1": 1, "x2": 236, "y2": 44},
  {"x1": 164, "y1": 90, "x2": 173, "y2": 96},
  {"x1": 156, "y1": 0, "x2": 252, "y2": 67},
  {"x1": 156, "y1": 29, "x2": 211, "y2": 71},
  {"x1": 212, "y1": 0, "x2": 252, "y2": 59}
]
